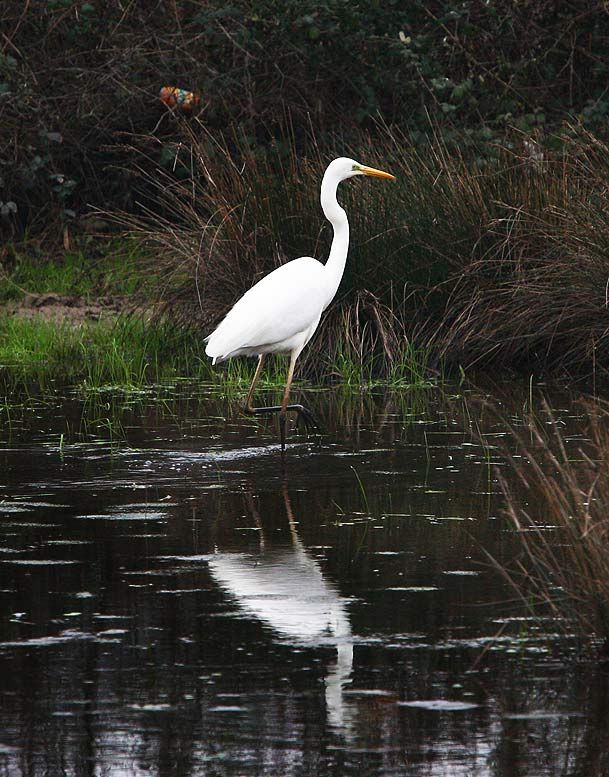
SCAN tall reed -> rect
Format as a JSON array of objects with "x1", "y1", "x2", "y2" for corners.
[{"x1": 499, "y1": 400, "x2": 609, "y2": 647}]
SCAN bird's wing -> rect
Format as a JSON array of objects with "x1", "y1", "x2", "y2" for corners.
[{"x1": 205, "y1": 257, "x2": 326, "y2": 360}]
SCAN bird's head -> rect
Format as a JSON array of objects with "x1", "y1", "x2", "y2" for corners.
[{"x1": 327, "y1": 157, "x2": 396, "y2": 182}]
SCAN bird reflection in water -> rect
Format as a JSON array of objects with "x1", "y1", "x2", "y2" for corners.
[{"x1": 207, "y1": 484, "x2": 354, "y2": 731}]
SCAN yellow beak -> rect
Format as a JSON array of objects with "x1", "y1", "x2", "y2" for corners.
[{"x1": 359, "y1": 165, "x2": 396, "y2": 181}]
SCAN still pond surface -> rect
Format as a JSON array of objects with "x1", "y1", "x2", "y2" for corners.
[{"x1": 0, "y1": 383, "x2": 607, "y2": 776}]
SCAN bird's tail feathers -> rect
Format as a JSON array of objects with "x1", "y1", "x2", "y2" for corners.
[{"x1": 205, "y1": 334, "x2": 228, "y2": 364}]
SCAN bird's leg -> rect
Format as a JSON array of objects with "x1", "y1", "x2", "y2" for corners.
[
  {"x1": 243, "y1": 352, "x2": 319, "y2": 450},
  {"x1": 244, "y1": 354, "x2": 266, "y2": 413},
  {"x1": 278, "y1": 353, "x2": 297, "y2": 452},
  {"x1": 278, "y1": 352, "x2": 321, "y2": 449}
]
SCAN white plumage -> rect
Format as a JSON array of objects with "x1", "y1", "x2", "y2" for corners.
[{"x1": 205, "y1": 257, "x2": 326, "y2": 364}]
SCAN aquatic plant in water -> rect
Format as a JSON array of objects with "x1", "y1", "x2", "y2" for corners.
[{"x1": 499, "y1": 399, "x2": 609, "y2": 650}]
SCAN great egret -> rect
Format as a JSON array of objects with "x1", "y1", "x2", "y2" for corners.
[{"x1": 205, "y1": 157, "x2": 395, "y2": 450}]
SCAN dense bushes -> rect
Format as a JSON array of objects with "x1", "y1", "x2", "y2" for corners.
[{"x1": 2, "y1": 1, "x2": 609, "y2": 235}]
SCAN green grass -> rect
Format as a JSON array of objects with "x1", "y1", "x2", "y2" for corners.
[
  {"x1": 329, "y1": 340, "x2": 435, "y2": 389},
  {"x1": 0, "y1": 239, "x2": 152, "y2": 303},
  {"x1": 210, "y1": 343, "x2": 436, "y2": 394},
  {"x1": 0, "y1": 315, "x2": 213, "y2": 394}
]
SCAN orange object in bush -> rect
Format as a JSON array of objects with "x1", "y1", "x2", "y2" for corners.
[{"x1": 159, "y1": 86, "x2": 201, "y2": 112}]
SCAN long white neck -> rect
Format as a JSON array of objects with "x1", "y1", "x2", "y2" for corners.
[{"x1": 320, "y1": 169, "x2": 350, "y2": 308}]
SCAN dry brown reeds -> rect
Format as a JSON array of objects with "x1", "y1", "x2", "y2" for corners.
[
  {"x1": 498, "y1": 400, "x2": 609, "y2": 646},
  {"x1": 113, "y1": 123, "x2": 609, "y2": 381},
  {"x1": 431, "y1": 134, "x2": 609, "y2": 376}
]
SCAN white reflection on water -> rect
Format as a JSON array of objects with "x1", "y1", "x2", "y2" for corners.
[{"x1": 207, "y1": 484, "x2": 354, "y2": 732}]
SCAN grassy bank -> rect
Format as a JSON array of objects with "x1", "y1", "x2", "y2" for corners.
[
  {"x1": 0, "y1": 244, "x2": 143, "y2": 303},
  {"x1": 0, "y1": 240, "x2": 435, "y2": 393},
  {"x1": 0, "y1": 312, "x2": 434, "y2": 396},
  {"x1": 0, "y1": 315, "x2": 204, "y2": 392},
  {"x1": 6, "y1": 124, "x2": 609, "y2": 389}
]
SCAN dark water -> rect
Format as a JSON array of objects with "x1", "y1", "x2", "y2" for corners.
[{"x1": 1, "y1": 385, "x2": 608, "y2": 776}]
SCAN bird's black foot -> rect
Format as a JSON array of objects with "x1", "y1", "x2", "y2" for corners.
[
  {"x1": 292, "y1": 404, "x2": 320, "y2": 432},
  {"x1": 244, "y1": 402, "x2": 321, "y2": 451}
]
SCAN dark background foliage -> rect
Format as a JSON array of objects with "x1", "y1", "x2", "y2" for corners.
[{"x1": 1, "y1": 0, "x2": 609, "y2": 234}]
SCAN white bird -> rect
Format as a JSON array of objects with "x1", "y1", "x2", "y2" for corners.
[{"x1": 205, "y1": 156, "x2": 396, "y2": 450}]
